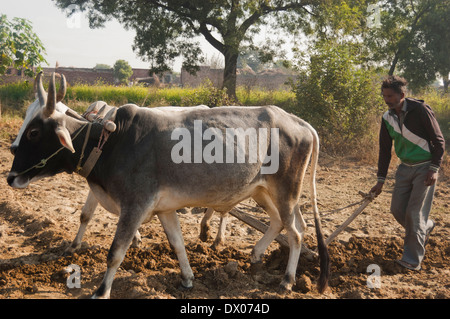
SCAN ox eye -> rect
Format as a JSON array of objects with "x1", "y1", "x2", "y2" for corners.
[{"x1": 27, "y1": 128, "x2": 41, "y2": 141}]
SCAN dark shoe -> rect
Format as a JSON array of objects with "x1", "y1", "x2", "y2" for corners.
[{"x1": 395, "y1": 259, "x2": 421, "y2": 271}]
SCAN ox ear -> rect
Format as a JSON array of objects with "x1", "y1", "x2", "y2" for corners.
[
  {"x1": 43, "y1": 72, "x2": 57, "y2": 118},
  {"x1": 55, "y1": 125, "x2": 75, "y2": 153}
]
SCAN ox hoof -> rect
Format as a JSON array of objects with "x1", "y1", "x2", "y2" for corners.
[
  {"x1": 91, "y1": 293, "x2": 110, "y2": 299},
  {"x1": 91, "y1": 291, "x2": 111, "y2": 299},
  {"x1": 278, "y1": 282, "x2": 293, "y2": 293},
  {"x1": 92, "y1": 286, "x2": 111, "y2": 299},
  {"x1": 178, "y1": 282, "x2": 193, "y2": 292},
  {"x1": 131, "y1": 233, "x2": 142, "y2": 248},
  {"x1": 63, "y1": 244, "x2": 79, "y2": 256},
  {"x1": 63, "y1": 248, "x2": 75, "y2": 256},
  {"x1": 199, "y1": 229, "x2": 211, "y2": 242},
  {"x1": 210, "y1": 241, "x2": 223, "y2": 251},
  {"x1": 279, "y1": 275, "x2": 295, "y2": 292}
]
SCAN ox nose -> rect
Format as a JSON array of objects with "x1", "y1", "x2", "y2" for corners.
[{"x1": 10, "y1": 145, "x2": 17, "y2": 155}]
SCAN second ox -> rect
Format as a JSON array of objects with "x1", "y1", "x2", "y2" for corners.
[{"x1": 7, "y1": 72, "x2": 330, "y2": 298}]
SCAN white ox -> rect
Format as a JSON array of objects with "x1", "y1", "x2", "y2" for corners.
[{"x1": 11, "y1": 82, "x2": 228, "y2": 252}]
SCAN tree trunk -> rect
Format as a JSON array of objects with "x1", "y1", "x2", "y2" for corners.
[
  {"x1": 222, "y1": 47, "x2": 239, "y2": 100},
  {"x1": 389, "y1": 50, "x2": 400, "y2": 76},
  {"x1": 443, "y1": 74, "x2": 449, "y2": 93}
]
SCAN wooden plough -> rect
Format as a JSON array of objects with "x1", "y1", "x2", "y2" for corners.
[{"x1": 229, "y1": 191, "x2": 376, "y2": 256}]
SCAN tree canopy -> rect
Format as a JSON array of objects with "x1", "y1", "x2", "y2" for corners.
[
  {"x1": 0, "y1": 14, "x2": 47, "y2": 77},
  {"x1": 53, "y1": 0, "x2": 449, "y2": 94},
  {"x1": 305, "y1": 0, "x2": 450, "y2": 92},
  {"x1": 54, "y1": 0, "x2": 322, "y2": 98},
  {"x1": 365, "y1": 0, "x2": 450, "y2": 91},
  {"x1": 113, "y1": 59, "x2": 133, "y2": 85}
]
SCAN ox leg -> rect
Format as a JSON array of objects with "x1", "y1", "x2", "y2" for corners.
[
  {"x1": 92, "y1": 208, "x2": 144, "y2": 299},
  {"x1": 158, "y1": 211, "x2": 194, "y2": 289},
  {"x1": 294, "y1": 204, "x2": 307, "y2": 247},
  {"x1": 199, "y1": 208, "x2": 214, "y2": 242},
  {"x1": 67, "y1": 191, "x2": 98, "y2": 253},
  {"x1": 279, "y1": 205, "x2": 303, "y2": 291},
  {"x1": 131, "y1": 230, "x2": 142, "y2": 248},
  {"x1": 294, "y1": 204, "x2": 307, "y2": 234},
  {"x1": 211, "y1": 213, "x2": 228, "y2": 250},
  {"x1": 250, "y1": 193, "x2": 283, "y2": 265}
]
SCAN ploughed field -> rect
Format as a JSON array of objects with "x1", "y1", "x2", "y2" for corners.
[{"x1": 0, "y1": 121, "x2": 448, "y2": 299}]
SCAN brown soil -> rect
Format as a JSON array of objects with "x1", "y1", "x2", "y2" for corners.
[{"x1": 0, "y1": 120, "x2": 448, "y2": 299}]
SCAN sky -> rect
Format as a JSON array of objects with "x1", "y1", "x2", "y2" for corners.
[{"x1": 1, "y1": 0, "x2": 219, "y2": 71}]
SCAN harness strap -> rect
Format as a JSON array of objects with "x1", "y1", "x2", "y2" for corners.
[
  {"x1": 76, "y1": 123, "x2": 92, "y2": 174},
  {"x1": 77, "y1": 126, "x2": 111, "y2": 178},
  {"x1": 77, "y1": 147, "x2": 102, "y2": 178}
]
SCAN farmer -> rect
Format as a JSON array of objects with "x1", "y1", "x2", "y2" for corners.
[{"x1": 370, "y1": 75, "x2": 445, "y2": 271}]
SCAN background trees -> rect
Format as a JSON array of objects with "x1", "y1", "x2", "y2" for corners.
[
  {"x1": 53, "y1": 0, "x2": 449, "y2": 96},
  {"x1": 53, "y1": 0, "x2": 323, "y2": 98},
  {"x1": 3, "y1": 1, "x2": 449, "y2": 96},
  {"x1": 293, "y1": 40, "x2": 384, "y2": 154},
  {"x1": 363, "y1": 0, "x2": 450, "y2": 92},
  {"x1": 113, "y1": 59, "x2": 133, "y2": 85},
  {"x1": 0, "y1": 15, "x2": 47, "y2": 77}
]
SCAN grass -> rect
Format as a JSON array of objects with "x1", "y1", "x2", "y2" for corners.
[
  {"x1": 236, "y1": 86, "x2": 296, "y2": 108},
  {"x1": 0, "y1": 80, "x2": 296, "y2": 115},
  {"x1": 65, "y1": 84, "x2": 185, "y2": 107}
]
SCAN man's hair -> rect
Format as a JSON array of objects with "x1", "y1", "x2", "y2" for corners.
[{"x1": 381, "y1": 75, "x2": 408, "y2": 95}]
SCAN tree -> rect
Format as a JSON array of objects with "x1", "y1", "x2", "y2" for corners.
[
  {"x1": 363, "y1": 0, "x2": 450, "y2": 91},
  {"x1": 53, "y1": 0, "x2": 322, "y2": 99},
  {"x1": 0, "y1": 14, "x2": 47, "y2": 77},
  {"x1": 113, "y1": 59, "x2": 133, "y2": 85},
  {"x1": 302, "y1": 0, "x2": 450, "y2": 92},
  {"x1": 409, "y1": 0, "x2": 450, "y2": 92},
  {"x1": 293, "y1": 40, "x2": 384, "y2": 154}
]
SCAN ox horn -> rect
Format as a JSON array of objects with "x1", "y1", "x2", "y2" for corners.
[
  {"x1": 43, "y1": 73, "x2": 57, "y2": 118},
  {"x1": 35, "y1": 71, "x2": 47, "y2": 107},
  {"x1": 56, "y1": 73, "x2": 67, "y2": 103}
]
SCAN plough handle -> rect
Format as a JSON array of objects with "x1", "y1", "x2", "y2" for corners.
[{"x1": 324, "y1": 192, "x2": 375, "y2": 246}]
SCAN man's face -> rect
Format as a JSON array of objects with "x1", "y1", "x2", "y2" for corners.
[{"x1": 382, "y1": 88, "x2": 404, "y2": 111}]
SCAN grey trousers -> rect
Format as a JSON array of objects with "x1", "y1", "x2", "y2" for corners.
[{"x1": 391, "y1": 162, "x2": 436, "y2": 267}]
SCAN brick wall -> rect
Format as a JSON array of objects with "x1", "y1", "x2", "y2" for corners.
[
  {"x1": 180, "y1": 66, "x2": 223, "y2": 88},
  {"x1": 181, "y1": 66, "x2": 296, "y2": 90},
  {"x1": 0, "y1": 67, "x2": 152, "y2": 86},
  {"x1": 52, "y1": 67, "x2": 115, "y2": 84},
  {"x1": 1, "y1": 66, "x2": 295, "y2": 89}
]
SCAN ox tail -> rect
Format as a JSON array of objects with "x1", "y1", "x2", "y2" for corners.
[{"x1": 309, "y1": 126, "x2": 330, "y2": 293}]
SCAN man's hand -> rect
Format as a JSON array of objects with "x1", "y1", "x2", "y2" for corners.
[
  {"x1": 425, "y1": 170, "x2": 438, "y2": 186},
  {"x1": 370, "y1": 182, "x2": 384, "y2": 197}
]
